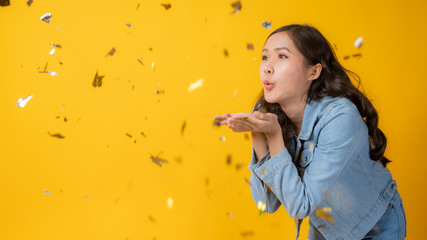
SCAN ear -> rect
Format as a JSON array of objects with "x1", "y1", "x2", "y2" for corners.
[{"x1": 307, "y1": 63, "x2": 322, "y2": 81}]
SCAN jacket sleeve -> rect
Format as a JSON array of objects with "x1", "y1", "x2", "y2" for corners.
[
  {"x1": 250, "y1": 104, "x2": 363, "y2": 219},
  {"x1": 248, "y1": 149, "x2": 282, "y2": 213}
]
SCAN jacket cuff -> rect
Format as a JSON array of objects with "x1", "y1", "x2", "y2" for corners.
[
  {"x1": 248, "y1": 148, "x2": 270, "y2": 172},
  {"x1": 253, "y1": 148, "x2": 292, "y2": 180}
]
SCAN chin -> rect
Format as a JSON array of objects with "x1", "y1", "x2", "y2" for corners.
[{"x1": 264, "y1": 95, "x2": 277, "y2": 104}]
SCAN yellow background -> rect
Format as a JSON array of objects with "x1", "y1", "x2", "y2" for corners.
[{"x1": 1, "y1": 0, "x2": 426, "y2": 239}]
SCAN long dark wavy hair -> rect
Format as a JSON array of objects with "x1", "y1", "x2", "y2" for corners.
[{"x1": 255, "y1": 24, "x2": 390, "y2": 167}]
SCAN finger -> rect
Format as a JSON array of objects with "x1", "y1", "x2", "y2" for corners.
[{"x1": 228, "y1": 118, "x2": 257, "y2": 132}]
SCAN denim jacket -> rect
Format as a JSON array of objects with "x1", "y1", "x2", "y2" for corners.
[{"x1": 248, "y1": 97, "x2": 400, "y2": 239}]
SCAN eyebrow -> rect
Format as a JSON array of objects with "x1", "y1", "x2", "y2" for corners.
[{"x1": 262, "y1": 47, "x2": 292, "y2": 53}]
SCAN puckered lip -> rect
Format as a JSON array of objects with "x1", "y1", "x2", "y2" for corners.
[
  {"x1": 263, "y1": 80, "x2": 273, "y2": 86},
  {"x1": 263, "y1": 80, "x2": 274, "y2": 90}
]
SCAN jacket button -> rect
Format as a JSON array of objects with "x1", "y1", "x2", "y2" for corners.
[{"x1": 318, "y1": 225, "x2": 325, "y2": 229}]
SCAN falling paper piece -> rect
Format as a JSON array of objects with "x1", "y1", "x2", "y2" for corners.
[
  {"x1": 226, "y1": 212, "x2": 235, "y2": 218},
  {"x1": 44, "y1": 190, "x2": 51, "y2": 195},
  {"x1": 244, "y1": 133, "x2": 250, "y2": 140},
  {"x1": 242, "y1": 117, "x2": 249, "y2": 121},
  {"x1": 84, "y1": 195, "x2": 88, "y2": 199},
  {"x1": 223, "y1": 49, "x2": 229, "y2": 57},
  {"x1": 258, "y1": 201, "x2": 266, "y2": 216},
  {"x1": 48, "y1": 132, "x2": 65, "y2": 139},
  {"x1": 219, "y1": 136, "x2": 226, "y2": 141},
  {"x1": 137, "y1": 58, "x2": 144, "y2": 65},
  {"x1": 213, "y1": 120, "x2": 221, "y2": 127},
  {"x1": 188, "y1": 78, "x2": 204, "y2": 92},
  {"x1": 161, "y1": 3, "x2": 171, "y2": 10},
  {"x1": 231, "y1": 1, "x2": 241, "y2": 14},
  {"x1": 181, "y1": 121, "x2": 186, "y2": 136},
  {"x1": 166, "y1": 197, "x2": 173, "y2": 208},
  {"x1": 232, "y1": 89, "x2": 238, "y2": 98},
  {"x1": 136, "y1": 3, "x2": 140, "y2": 10},
  {"x1": 51, "y1": 43, "x2": 62, "y2": 48},
  {"x1": 343, "y1": 55, "x2": 350, "y2": 60},
  {"x1": 92, "y1": 70, "x2": 104, "y2": 87},
  {"x1": 241, "y1": 231, "x2": 255, "y2": 237},
  {"x1": 262, "y1": 21, "x2": 271, "y2": 29},
  {"x1": 226, "y1": 154, "x2": 232, "y2": 165},
  {"x1": 246, "y1": 43, "x2": 254, "y2": 50},
  {"x1": 151, "y1": 62, "x2": 156, "y2": 71},
  {"x1": 105, "y1": 47, "x2": 116, "y2": 57},
  {"x1": 40, "y1": 13, "x2": 52, "y2": 23},
  {"x1": 315, "y1": 207, "x2": 334, "y2": 222},
  {"x1": 125, "y1": 133, "x2": 132, "y2": 138},
  {"x1": 49, "y1": 48, "x2": 55, "y2": 55},
  {"x1": 126, "y1": 23, "x2": 132, "y2": 28},
  {"x1": 352, "y1": 53, "x2": 362, "y2": 58},
  {"x1": 148, "y1": 215, "x2": 156, "y2": 223},
  {"x1": 17, "y1": 94, "x2": 33, "y2": 108},
  {"x1": 151, "y1": 154, "x2": 168, "y2": 167},
  {"x1": 0, "y1": 0, "x2": 10, "y2": 7},
  {"x1": 26, "y1": 0, "x2": 33, "y2": 7},
  {"x1": 155, "y1": 89, "x2": 164, "y2": 95},
  {"x1": 354, "y1": 36, "x2": 363, "y2": 48},
  {"x1": 235, "y1": 163, "x2": 245, "y2": 170}
]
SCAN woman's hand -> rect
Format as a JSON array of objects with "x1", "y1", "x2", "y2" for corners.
[{"x1": 213, "y1": 111, "x2": 282, "y2": 139}]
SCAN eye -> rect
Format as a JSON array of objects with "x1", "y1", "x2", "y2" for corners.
[
  {"x1": 262, "y1": 55, "x2": 269, "y2": 60},
  {"x1": 279, "y1": 54, "x2": 288, "y2": 59}
]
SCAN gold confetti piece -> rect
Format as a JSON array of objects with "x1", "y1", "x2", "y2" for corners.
[
  {"x1": 141, "y1": 132, "x2": 146, "y2": 137},
  {"x1": 161, "y1": 3, "x2": 171, "y2": 10},
  {"x1": 40, "y1": 13, "x2": 52, "y2": 23},
  {"x1": 92, "y1": 70, "x2": 104, "y2": 87},
  {"x1": 244, "y1": 133, "x2": 250, "y2": 140},
  {"x1": 354, "y1": 36, "x2": 363, "y2": 48},
  {"x1": 51, "y1": 43, "x2": 62, "y2": 48},
  {"x1": 232, "y1": 89, "x2": 238, "y2": 98},
  {"x1": 181, "y1": 120, "x2": 186, "y2": 136},
  {"x1": 125, "y1": 133, "x2": 132, "y2": 138},
  {"x1": 188, "y1": 78, "x2": 204, "y2": 92},
  {"x1": 151, "y1": 62, "x2": 156, "y2": 71},
  {"x1": 126, "y1": 23, "x2": 132, "y2": 28},
  {"x1": 136, "y1": 3, "x2": 140, "y2": 10},
  {"x1": 0, "y1": 0, "x2": 10, "y2": 6},
  {"x1": 235, "y1": 163, "x2": 245, "y2": 170},
  {"x1": 219, "y1": 136, "x2": 226, "y2": 141},
  {"x1": 148, "y1": 215, "x2": 156, "y2": 223},
  {"x1": 137, "y1": 58, "x2": 144, "y2": 65},
  {"x1": 241, "y1": 231, "x2": 254, "y2": 237},
  {"x1": 244, "y1": 178, "x2": 250, "y2": 184},
  {"x1": 17, "y1": 94, "x2": 33, "y2": 108},
  {"x1": 84, "y1": 195, "x2": 88, "y2": 199},
  {"x1": 155, "y1": 89, "x2": 164, "y2": 95},
  {"x1": 315, "y1": 207, "x2": 334, "y2": 222},
  {"x1": 343, "y1": 55, "x2": 350, "y2": 60},
  {"x1": 352, "y1": 53, "x2": 362, "y2": 58},
  {"x1": 26, "y1": 0, "x2": 33, "y2": 7},
  {"x1": 243, "y1": 117, "x2": 249, "y2": 121},
  {"x1": 223, "y1": 49, "x2": 229, "y2": 57},
  {"x1": 175, "y1": 156, "x2": 182, "y2": 163},
  {"x1": 262, "y1": 21, "x2": 271, "y2": 29},
  {"x1": 246, "y1": 43, "x2": 254, "y2": 50},
  {"x1": 166, "y1": 197, "x2": 173, "y2": 208},
  {"x1": 226, "y1": 154, "x2": 232, "y2": 165},
  {"x1": 38, "y1": 70, "x2": 57, "y2": 76},
  {"x1": 150, "y1": 154, "x2": 168, "y2": 167},
  {"x1": 48, "y1": 132, "x2": 65, "y2": 139},
  {"x1": 49, "y1": 48, "x2": 55, "y2": 55},
  {"x1": 226, "y1": 212, "x2": 235, "y2": 218},
  {"x1": 44, "y1": 190, "x2": 51, "y2": 195},
  {"x1": 105, "y1": 47, "x2": 116, "y2": 57},
  {"x1": 258, "y1": 201, "x2": 266, "y2": 216},
  {"x1": 231, "y1": 1, "x2": 241, "y2": 14}
]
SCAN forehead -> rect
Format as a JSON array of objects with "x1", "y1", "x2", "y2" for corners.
[{"x1": 264, "y1": 31, "x2": 296, "y2": 51}]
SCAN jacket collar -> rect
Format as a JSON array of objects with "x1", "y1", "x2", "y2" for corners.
[{"x1": 297, "y1": 98, "x2": 324, "y2": 140}]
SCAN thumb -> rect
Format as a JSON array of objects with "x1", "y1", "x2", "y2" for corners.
[{"x1": 253, "y1": 111, "x2": 264, "y2": 119}]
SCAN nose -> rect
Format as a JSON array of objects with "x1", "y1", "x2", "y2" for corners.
[{"x1": 263, "y1": 62, "x2": 274, "y2": 74}]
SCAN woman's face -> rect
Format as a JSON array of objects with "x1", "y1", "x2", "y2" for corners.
[{"x1": 259, "y1": 31, "x2": 313, "y2": 105}]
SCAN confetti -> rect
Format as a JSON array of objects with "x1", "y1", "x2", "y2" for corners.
[
  {"x1": 17, "y1": 94, "x2": 33, "y2": 108},
  {"x1": 244, "y1": 133, "x2": 250, "y2": 140},
  {"x1": 223, "y1": 49, "x2": 229, "y2": 57},
  {"x1": 246, "y1": 43, "x2": 254, "y2": 50},
  {"x1": 48, "y1": 132, "x2": 65, "y2": 139},
  {"x1": 40, "y1": 13, "x2": 52, "y2": 23},
  {"x1": 126, "y1": 23, "x2": 132, "y2": 28},
  {"x1": 213, "y1": 120, "x2": 221, "y2": 127},
  {"x1": 242, "y1": 117, "x2": 249, "y2": 121},
  {"x1": 141, "y1": 132, "x2": 146, "y2": 137},
  {"x1": 92, "y1": 70, "x2": 104, "y2": 87},
  {"x1": 0, "y1": 0, "x2": 10, "y2": 7},
  {"x1": 315, "y1": 207, "x2": 334, "y2": 222},
  {"x1": 26, "y1": 0, "x2": 33, "y2": 7},
  {"x1": 151, "y1": 154, "x2": 168, "y2": 167},
  {"x1": 38, "y1": 71, "x2": 57, "y2": 76},
  {"x1": 219, "y1": 136, "x2": 226, "y2": 141},
  {"x1": 148, "y1": 215, "x2": 156, "y2": 223},
  {"x1": 241, "y1": 231, "x2": 254, "y2": 237},
  {"x1": 352, "y1": 53, "x2": 362, "y2": 58},
  {"x1": 49, "y1": 48, "x2": 55, "y2": 55},
  {"x1": 232, "y1": 89, "x2": 238, "y2": 98},
  {"x1": 84, "y1": 195, "x2": 88, "y2": 199},
  {"x1": 231, "y1": 1, "x2": 241, "y2": 14},
  {"x1": 51, "y1": 42, "x2": 62, "y2": 48},
  {"x1": 137, "y1": 57, "x2": 144, "y2": 65},
  {"x1": 226, "y1": 212, "x2": 235, "y2": 218},
  {"x1": 188, "y1": 78, "x2": 204, "y2": 92},
  {"x1": 151, "y1": 62, "x2": 156, "y2": 71},
  {"x1": 258, "y1": 201, "x2": 266, "y2": 216},
  {"x1": 354, "y1": 36, "x2": 363, "y2": 48},
  {"x1": 136, "y1": 3, "x2": 140, "y2": 10},
  {"x1": 161, "y1": 3, "x2": 171, "y2": 10},
  {"x1": 226, "y1": 154, "x2": 232, "y2": 165},
  {"x1": 105, "y1": 47, "x2": 116, "y2": 57},
  {"x1": 155, "y1": 89, "x2": 164, "y2": 95},
  {"x1": 175, "y1": 156, "x2": 182, "y2": 163},
  {"x1": 235, "y1": 163, "x2": 245, "y2": 170},
  {"x1": 166, "y1": 197, "x2": 173, "y2": 208},
  {"x1": 44, "y1": 190, "x2": 51, "y2": 195},
  {"x1": 125, "y1": 133, "x2": 132, "y2": 138},
  {"x1": 262, "y1": 21, "x2": 271, "y2": 29},
  {"x1": 181, "y1": 120, "x2": 186, "y2": 136},
  {"x1": 343, "y1": 55, "x2": 350, "y2": 60}
]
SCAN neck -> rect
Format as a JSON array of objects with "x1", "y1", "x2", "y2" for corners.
[{"x1": 279, "y1": 96, "x2": 307, "y2": 135}]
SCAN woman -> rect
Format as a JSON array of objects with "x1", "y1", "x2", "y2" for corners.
[{"x1": 214, "y1": 24, "x2": 406, "y2": 239}]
